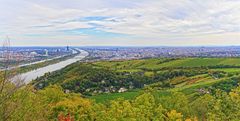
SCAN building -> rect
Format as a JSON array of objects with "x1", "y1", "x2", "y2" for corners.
[
  {"x1": 44, "y1": 49, "x2": 48, "y2": 56},
  {"x1": 66, "y1": 46, "x2": 70, "y2": 51}
]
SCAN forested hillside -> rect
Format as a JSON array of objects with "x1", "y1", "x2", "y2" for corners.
[
  {"x1": 2, "y1": 57, "x2": 240, "y2": 120},
  {"x1": 34, "y1": 58, "x2": 240, "y2": 99}
]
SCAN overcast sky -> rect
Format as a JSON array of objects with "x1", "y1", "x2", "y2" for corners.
[{"x1": 0, "y1": 0, "x2": 239, "y2": 46}]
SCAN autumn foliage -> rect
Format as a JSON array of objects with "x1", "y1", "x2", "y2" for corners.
[{"x1": 58, "y1": 113, "x2": 74, "y2": 121}]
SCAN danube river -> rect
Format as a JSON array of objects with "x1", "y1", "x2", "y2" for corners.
[{"x1": 12, "y1": 49, "x2": 88, "y2": 84}]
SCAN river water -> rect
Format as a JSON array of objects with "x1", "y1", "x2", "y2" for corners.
[{"x1": 12, "y1": 49, "x2": 89, "y2": 84}]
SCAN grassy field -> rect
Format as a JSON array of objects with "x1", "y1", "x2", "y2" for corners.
[
  {"x1": 211, "y1": 68, "x2": 240, "y2": 73},
  {"x1": 94, "y1": 58, "x2": 240, "y2": 70}
]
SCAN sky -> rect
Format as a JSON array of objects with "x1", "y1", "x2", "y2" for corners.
[{"x1": 0, "y1": 0, "x2": 239, "y2": 46}]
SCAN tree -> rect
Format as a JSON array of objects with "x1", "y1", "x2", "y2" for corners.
[
  {"x1": 191, "y1": 94, "x2": 214, "y2": 120},
  {"x1": 133, "y1": 93, "x2": 156, "y2": 120},
  {"x1": 166, "y1": 110, "x2": 183, "y2": 121},
  {"x1": 159, "y1": 92, "x2": 190, "y2": 117},
  {"x1": 0, "y1": 37, "x2": 27, "y2": 120}
]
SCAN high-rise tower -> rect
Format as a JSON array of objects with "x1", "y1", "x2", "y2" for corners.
[{"x1": 66, "y1": 46, "x2": 69, "y2": 51}]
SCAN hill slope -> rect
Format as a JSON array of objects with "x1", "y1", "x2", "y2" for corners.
[{"x1": 32, "y1": 58, "x2": 240, "y2": 102}]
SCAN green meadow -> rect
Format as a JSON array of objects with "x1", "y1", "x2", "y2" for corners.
[{"x1": 94, "y1": 58, "x2": 240, "y2": 70}]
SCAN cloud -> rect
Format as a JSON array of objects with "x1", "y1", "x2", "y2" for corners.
[{"x1": 0, "y1": 0, "x2": 239, "y2": 46}]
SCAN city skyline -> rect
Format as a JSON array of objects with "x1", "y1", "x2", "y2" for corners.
[{"x1": 0, "y1": 0, "x2": 240, "y2": 46}]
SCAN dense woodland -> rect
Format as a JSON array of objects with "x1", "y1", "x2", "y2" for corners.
[
  {"x1": 1, "y1": 84, "x2": 240, "y2": 120},
  {"x1": 2, "y1": 57, "x2": 240, "y2": 120}
]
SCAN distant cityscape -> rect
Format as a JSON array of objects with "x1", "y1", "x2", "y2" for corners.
[
  {"x1": 84, "y1": 46, "x2": 240, "y2": 61},
  {"x1": 2, "y1": 46, "x2": 240, "y2": 65},
  {"x1": 0, "y1": 46, "x2": 72, "y2": 65}
]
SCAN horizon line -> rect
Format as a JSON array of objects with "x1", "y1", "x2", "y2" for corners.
[{"x1": 8, "y1": 45, "x2": 240, "y2": 48}]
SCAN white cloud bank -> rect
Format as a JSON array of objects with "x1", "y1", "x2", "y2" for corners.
[{"x1": 0, "y1": 0, "x2": 239, "y2": 46}]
